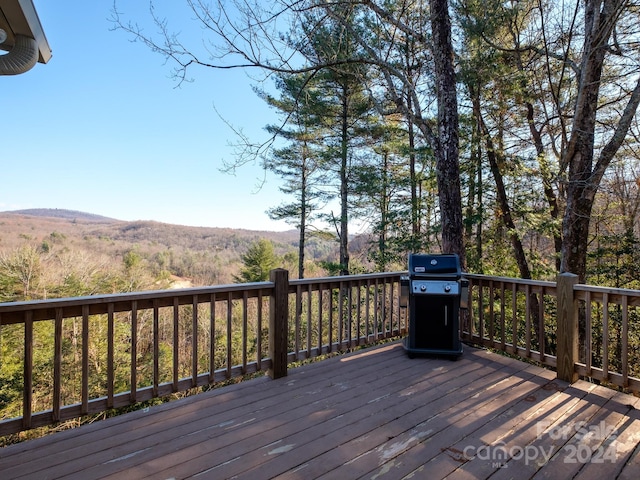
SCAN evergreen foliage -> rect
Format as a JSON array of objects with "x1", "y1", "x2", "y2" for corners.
[{"x1": 234, "y1": 239, "x2": 280, "y2": 282}]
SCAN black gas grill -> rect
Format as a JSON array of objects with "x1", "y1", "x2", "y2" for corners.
[{"x1": 402, "y1": 253, "x2": 465, "y2": 358}]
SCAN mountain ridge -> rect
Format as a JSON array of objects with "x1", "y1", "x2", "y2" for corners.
[
  {"x1": 3, "y1": 208, "x2": 118, "y2": 223},
  {"x1": 1, "y1": 208, "x2": 296, "y2": 234},
  {"x1": 0, "y1": 208, "x2": 329, "y2": 270}
]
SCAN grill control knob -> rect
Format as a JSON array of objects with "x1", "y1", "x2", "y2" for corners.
[
  {"x1": 444, "y1": 285, "x2": 451, "y2": 292},
  {"x1": 420, "y1": 284, "x2": 427, "y2": 292}
]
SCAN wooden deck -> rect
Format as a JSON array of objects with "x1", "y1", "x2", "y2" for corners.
[{"x1": 2, "y1": 341, "x2": 640, "y2": 479}]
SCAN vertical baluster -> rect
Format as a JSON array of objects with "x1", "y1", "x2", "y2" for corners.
[
  {"x1": 488, "y1": 280, "x2": 495, "y2": 344},
  {"x1": 107, "y1": 303, "x2": 114, "y2": 409},
  {"x1": 500, "y1": 282, "x2": 506, "y2": 350},
  {"x1": 338, "y1": 281, "x2": 344, "y2": 348},
  {"x1": 210, "y1": 293, "x2": 216, "y2": 383},
  {"x1": 356, "y1": 281, "x2": 362, "y2": 345},
  {"x1": 153, "y1": 299, "x2": 159, "y2": 397},
  {"x1": 374, "y1": 278, "x2": 380, "y2": 339},
  {"x1": 365, "y1": 280, "x2": 371, "y2": 343},
  {"x1": 478, "y1": 280, "x2": 484, "y2": 341},
  {"x1": 389, "y1": 279, "x2": 392, "y2": 336},
  {"x1": 622, "y1": 295, "x2": 629, "y2": 388},
  {"x1": 317, "y1": 284, "x2": 324, "y2": 353},
  {"x1": 307, "y1": 284, "x2": 312, "y2": 357},
  {"x1": 381, "y1": 280, "x2": 387, "y2": 337},
  {"x1": 585, "y1": 291, "x2": 592, "y2": 376},
  {"x1": 257, "y1": 290, "x2": 263, "y2": 370},
  {"x1": 173, "y1": 298, "x2": 179, "y2": 392},
  {"x1": 82, "y1": 305, "x2": 89, "y2": 415},
  {"x1": 295, "y1": 284, "x2": 301, "y2": 358},
  {"x1": 53, "y1": 308, "x2": 63, "y2": 422},
  {"x1": 193, "y1": 295, "x2": 200, "y2": 385},
  {"x1": 525, "y1": 284, "x2": 531, "y2": 357},
  {"x1": 511, "y1": 284, "x2": 518, "y2": 355},
  {"x1": 241, "y1": 291, "x2": 247, "y2": 374},
  {"x1": 602, "y1": 293, "x2": 609, "y2": 382},
  {"x1": 226, "y1": 292, "x2": 232, "y2": 379},
  {"x1": 23, "y1": 311, "x2": 33, "y2": 430},
  {"x1": 538, "y1": 286, "x2": 545, "y2": 362},
  {"x1": 347, "y1": 282, "x2": 353, "y2": 347},
  {"x1": 130, "y1": 301, "x2": 137, "y2": 404},
  {"x1": 464, "y1": 280, "x2": 473, "y2": 341},
  {"x1": 328, "y1": 284, "x2": 334, "y2": 352}
]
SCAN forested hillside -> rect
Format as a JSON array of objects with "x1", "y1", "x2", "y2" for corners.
[{"x1": 0, "y1": 210, "x2": 343, "y2": 302}]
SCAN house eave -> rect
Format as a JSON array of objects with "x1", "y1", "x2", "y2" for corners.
[{"x1": 0, "y1": 0, "x2": 51, "y2": 65}]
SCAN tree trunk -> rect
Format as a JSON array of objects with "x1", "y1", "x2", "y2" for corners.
[
  {"x1": 378, "y1": 152, "x2": 390, "y2": 271},
  {"x1": 405, "y1": 37, "x2": 420, "y2": 241},
  {"x1": 524, "y1": 101, "x2": 563, "y2": 272},
  {"x1": 408, "y1": 102, "x2": 420, "y2": 240},
  {"x1": 429, "y1": 0, "x2": 464, "y2": 265},
  {"x1": 298, "y1": 159, "x2": 307, "y2": 279},
  {"x1": 560, "y1": 0, "x2": 631, "y2": 281},
  {"x1": 339, "y1": 82, "x2": 350, "y2": 276},
  {"x1": 474, "y1": 95, "x2": 532, "y2": 280}
]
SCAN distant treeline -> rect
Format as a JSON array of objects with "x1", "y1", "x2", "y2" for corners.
[{"x1": 0, "y1": 213, "x2": 372, "y2": 302}]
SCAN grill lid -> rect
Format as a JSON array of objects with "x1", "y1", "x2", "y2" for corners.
[{"x1": 408, "y1": 253, "x2": 461, "y2": 278}]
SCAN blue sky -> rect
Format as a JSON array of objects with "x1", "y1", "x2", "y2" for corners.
[{"x1": 1, "y1": 1, "x2": 292, "y2": 231}]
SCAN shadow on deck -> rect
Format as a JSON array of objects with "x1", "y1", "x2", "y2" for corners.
[{"x1": 2, "y1": 341, "x2": 640, "y2": 479}]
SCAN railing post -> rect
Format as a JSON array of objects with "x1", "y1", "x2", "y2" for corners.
[
  {"x1": 557, "y1": 273, "x2": 579, "y2": 383},
  {"x1": 269, "y1": 268, "x2": 289, "y2": 379}
]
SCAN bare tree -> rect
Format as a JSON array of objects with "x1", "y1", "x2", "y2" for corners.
[
  {"x1": 458, "y1": 0, "x2": 640, "y2": 281},
  {"x1": 111, "y1": 0, "x2": 466, "y2": 264},
  {"x1": 559, "y1": 0, "x2": 640, "y2": 281}
]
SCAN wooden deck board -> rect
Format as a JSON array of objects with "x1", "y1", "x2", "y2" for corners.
[{"x1": 2, "y1": 341, "x2": 640, "y2": 479}]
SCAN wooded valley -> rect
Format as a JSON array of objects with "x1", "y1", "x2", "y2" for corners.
[{"x1": 0, "y1": 209, "x2": 345, "y2": 302}]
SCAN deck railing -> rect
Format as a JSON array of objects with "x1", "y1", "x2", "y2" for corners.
[
  {"x1": 463, "y1": 273, "x2": 640, "y2": 392},
  {"x1": 1, "y1": 269, "x2": 639, "y2": 438},
  {"x1": 0, "y1": 271, "x2": 405, "y2": 437},
  {"x1": 462, "y1": 273, "x2": 559, "y2": 367}
]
